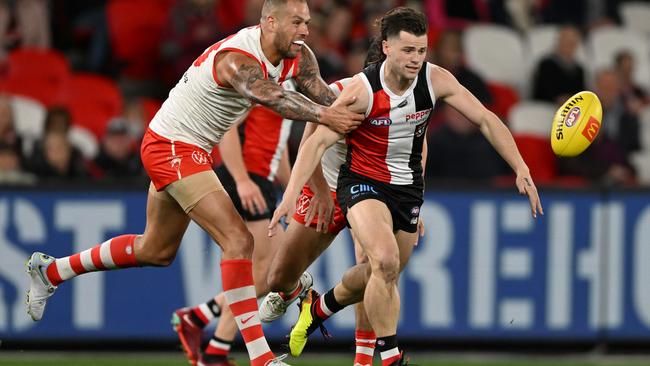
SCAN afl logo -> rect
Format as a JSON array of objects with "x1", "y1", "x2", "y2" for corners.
[
  {"x1": 192, "y1": 150, "x2": 211, "y2": 165},
  {"x1": 564, "y1": 106, "x2": 581, "y2": 127},
  {"x1": 370, "y1": 117, "x2": 392, "y2": 126},
  {"x1": 410, "y1": 206, "x2": 420, "y2": 216}
]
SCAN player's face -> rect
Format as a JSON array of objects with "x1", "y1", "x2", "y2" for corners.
[
  {"x1": 383, "y1": 31, "x2": 428, "y2": 80},
  {"x1": 274, "y1": 2, "x2": 310, "y2": 59}
]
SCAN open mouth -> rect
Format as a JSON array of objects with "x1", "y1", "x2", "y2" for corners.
[{"x1": 292, "y1": 40, "x2": 305, "y2": 46}]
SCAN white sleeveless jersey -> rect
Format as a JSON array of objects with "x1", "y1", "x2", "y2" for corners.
[
  {"x1": 149, "y1": 26, "x2": 301, "y2": 152},
  {"x1": 321, "y1": 78, "x2": 351, "y2": 191}
]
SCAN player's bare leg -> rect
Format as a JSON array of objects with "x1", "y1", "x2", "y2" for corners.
[
  {"x1": 267, "y1": 222, "x2": 335, "y2": 292},
  {"x1": 26, "y1": 185, "x2": 190, "y2": 322},
  {"x1": 196, "y1": 219, "x2": 282, "y2": 365},
  {"x1": 333, "y1": 230, "x2": 414, "y2": 306},
  {"x1": 186, "y1": 189, "x2": 281, "y2": 366},
  {"x1": 289, "y1": 200, "x2": 413, "y2": 365},
  {"x1": 259, "y1": 222, "x2": 336, "y2": 322},
  {"x1": 352, "y1": 239, "x2": 375, "y2": 366}
]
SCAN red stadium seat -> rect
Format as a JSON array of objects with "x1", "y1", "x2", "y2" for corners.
[
  {"x1": 2, "y1": 48, "x2": 70, "y2": 106},
  {"x1": 7, "y1": 48, "x2": 70, "y2": 85},
  {"x1": 487, "y1": 82, "x2": 519, "y2": 120},
  {"x1": 62, "y1": 73, "x2": 123, "y2": 138},
  {"x1": 106, "y1": 0, "x2": 173, "y2": 79},
  {"x1": 514, "y1": 135, "x2": 557, "y2": 183}
]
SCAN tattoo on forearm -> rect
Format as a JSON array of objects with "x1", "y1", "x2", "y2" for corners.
[
  {"x1": 296, "y1": 48, "x2": 336, "y2": 106},
  {"x1": 524, "y1": 177, "x2": 532, "y2": 187},
  {"x1": 232, "y1": 63, "x2": 323, "y2": 122}
]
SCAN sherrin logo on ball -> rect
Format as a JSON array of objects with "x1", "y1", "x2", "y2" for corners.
[{"x1": 551, "y1": 91, "x2": 603, "y2": 157}]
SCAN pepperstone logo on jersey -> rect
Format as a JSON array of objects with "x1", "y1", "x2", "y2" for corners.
[
  {"x1": 192, "y1": 151, "x2": 211, "y2": 165},
  {"x1": 370, "y1": 117, "x2": 392, "y2": 127},
  {"x1": 406, "y1": 108, "x2": 432, "y2": 125}
]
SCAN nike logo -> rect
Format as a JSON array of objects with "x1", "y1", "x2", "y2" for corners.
[
  {"x1": 241, "y1": 314, "x2": 255, "y2": 324},
  {"x1": 36, "y1": 265, "x2": 54, "y2": 291},
  {"x1": 182, "y1": 314, "x2": 200, "y2": 329}
]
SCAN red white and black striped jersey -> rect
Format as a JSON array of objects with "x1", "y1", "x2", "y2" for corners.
[
  {"x1": 241, "y1": 80, "x2": 295, "y2": 182},
  {"x1": 345, "y1": 61, "x2": 436, "y2": 187}
]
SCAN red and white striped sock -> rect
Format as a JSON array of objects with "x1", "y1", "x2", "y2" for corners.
[
  {"x1": 221, "y1": 259, "x2": 274, "y2": 366},
  {"x1": 204, "y1": 335, "x2": 233, "y2": 358},
  {"x1": 46, "y1": 235, "x2": 138, "y2": 286},
  {"x1": 353, "y1": 329, "x2": 376, "y2": 366}
]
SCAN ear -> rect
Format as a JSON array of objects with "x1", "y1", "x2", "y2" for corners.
[
  {"x1": 265, "y1": 15, "x2": 277, "y2": 31},
  {"x1": 382, "y1": 39, "x2": 389, "y2": 57}
]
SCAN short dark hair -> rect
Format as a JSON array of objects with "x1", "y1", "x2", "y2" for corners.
[
  {"x1": 380, "y1": 7, "x2": 428, "y2": 40},
  {"x1": 365, "y1": 7, "x2": 428, "y2": 66},
  {"x1": 261, "y1": 0, "x2": 306, "y2": 17}
]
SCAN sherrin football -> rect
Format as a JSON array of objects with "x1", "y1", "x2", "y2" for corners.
[{"x1": 551, "y1": 91, "x2": 603, "y2": 157}]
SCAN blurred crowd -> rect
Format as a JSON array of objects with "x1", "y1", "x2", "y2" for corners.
[{"x1": 0, "y1": 0, "x2": 649, "y2": 188}]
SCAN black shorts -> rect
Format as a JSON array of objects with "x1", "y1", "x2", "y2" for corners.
[
  {"x1": 336, "y1": 166, "x2": 423, "y2": 233},
  {"x1": 215, "y1": 165, "x2": 278, "y2": 221}
]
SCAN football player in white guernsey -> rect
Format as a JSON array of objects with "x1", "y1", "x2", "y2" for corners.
[
  {"x1": 269, "y1": 7, "x2": 543, "y2": 365},
  {"x1": 24, "y1": 1, "x2": 364, "y2": 366}
]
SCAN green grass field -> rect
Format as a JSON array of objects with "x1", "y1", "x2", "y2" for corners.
[{"x1": 1, "y1": 352, "x2": 648, "y2": 366}]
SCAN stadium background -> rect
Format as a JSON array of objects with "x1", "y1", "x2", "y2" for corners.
[{"x1": 2, "y1": 0, "x2": 650, "y2": 365}]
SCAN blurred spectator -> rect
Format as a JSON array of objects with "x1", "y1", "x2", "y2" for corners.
[
  {"x1": 44, "y1": 105, "x2": 72, "y2": 134},
  {"x1": 26, "y1": 131, "x2": 88, "y2": 179},
  {"x1": 64, "y1": 0, "x2": 109, "y2": 73},
  {"x1": 0, "y1": 141, "x2": 35, "y2": 184},
  {"x1": 425, "y1": 0, "x2": 491, "y2": 30},
  {"x1": 558, "y1": 69, "x2": 639, "y2": 185},
  {"x1": 432, "y1": 30, "x2": 493, "y2": 105},
  {"x1": 122, "y1": 99, "x2": 146, "y2": 139},
  {"x1": 532, "y1": 25, "x2": 585, "y2": 104},
  {"x1": 0, "y1": 0, "x2": 51, "y2": 62},
  {"x1": 614, "y1": 50, "x2": 649, "y2": 114},
  {"x1": 426, "y1": 103, "x2": 509, "y2": 184},
  {"x1": 428, "y1": 30, "x2": 492, "y2": 129},
  {"x1": 89, "y1": 118, "x2": 142, "y2": 179},
  {"x1": 0, "y1": 94, "x2": 25, "y2": 161},
  {"x1": 541, "y1": 0, "x2": 588, "y2": 28},
  {"x1": 160, "y1": 0, "x2": 227, "y2": 86}
]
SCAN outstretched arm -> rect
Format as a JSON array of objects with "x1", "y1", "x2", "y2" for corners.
[
  {"x1": 216, "y1": 52, "x2": 362, "y2": 133},
  {"x1": 430, "y1": 65, "x2": 543, "y2": 218}
]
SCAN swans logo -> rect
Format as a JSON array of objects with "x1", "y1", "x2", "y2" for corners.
[
  {"x1": 192, "y1": 151, "x2": 211, "y2": 165},
  {"x1": 296, "y1": 194, "x2": 311, "y2": 216}
]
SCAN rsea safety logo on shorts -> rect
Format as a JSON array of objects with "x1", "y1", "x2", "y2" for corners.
[{"x1": 370, "y1": 117, "x2": 392, "y2": 127}]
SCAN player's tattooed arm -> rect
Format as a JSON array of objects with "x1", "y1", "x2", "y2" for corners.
[
  {"x1": 217, "y1": 52, "x2": 362, "y2": 133},
  {"x1": 295, "y1": 46, "x2": 337, "y2": 106},
  {"x1": 222, "y1": 54, "x2": 325, "y2": 122}
]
